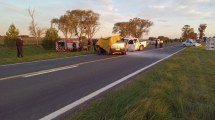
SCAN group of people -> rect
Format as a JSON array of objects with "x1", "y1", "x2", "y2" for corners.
[{"x1": 155, "y1": 39, "x2": 164, "y2": 48}]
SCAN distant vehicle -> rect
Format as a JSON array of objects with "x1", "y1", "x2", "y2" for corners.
[
  {"x1": 56, "y1": 40, "x2": 80, "y2": 52},
  {"x1": 124, "y1": 38, "x2": 147, "y2": 52},
  {"x1": 149, "y1": 40, "x2": 156, "y2": 45},
  {"x1": 182, "y1": 39, "x2": 202, "y2": 47}
]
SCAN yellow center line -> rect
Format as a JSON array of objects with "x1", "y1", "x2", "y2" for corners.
[{"x1": 0, "y1": 56, "x2": 123, "y2": 81}]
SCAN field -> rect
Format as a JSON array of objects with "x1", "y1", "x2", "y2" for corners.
[
  {"x1": 67, "y1": 47, "x2": 215, "y2": 120},
  {"x1": 0, "y1": 46, "x2": 94, "y2": 65},
  {"x1": 0, "y1": 36, "x2": 42, "y2": 46}
]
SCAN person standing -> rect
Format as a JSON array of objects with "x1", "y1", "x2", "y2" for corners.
[
  {"x1": 160, "y1": 40, "x2": 163, "y2": 48},
  {"x1": 92, "y1": 39, "x2": 98, "y2": 53},
  {"x1": 16, "y1": 36, "x2": 23, "y2": 57},
  {"x1": 155, "y1": 39, "x2": 158, "y2": 48}
]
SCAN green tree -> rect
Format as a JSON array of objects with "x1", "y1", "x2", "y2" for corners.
[
  {"x1": 112, "y1": 22, "x2": 130, "y2": 37},
  {"x1": 4, "y1": 24, "x2": 19, "y2": 47},
  {"x1": 112, "y1": 17, "x2": 153, "y2": 38},
  {"x1": 182, "y1": 25, "x2": 197, "y2": 40},
  {"x1": 148, "y1": 37, "x2": 156, "y2": 41},
  {"x1": 198, "y1": 24, "x2": 207, "y2": 40},
  {"x1": 42, "y1": 28, "x2": 59, "y2": 50},
  {"x1": 67, "y1": 9, "x2": 86, "y2": 41},
  {"x1": 129, "y1": 18, "x2": 153, "y2": 38},
  {"x1": 58, "y1": 15, "x2": 71, "y2": 40},
  {"x1": 84, "y1": 10, "x2": 100, "y2": 42},
  {"x1": 51, "y1": 9, "x2": 100, "y2": 42},
  {"x1": 51, "y1": 18, "x2": 59, "y2": 29},
  {"x1": 158, "y1": 36, "x2": 169, "y2": 43},
  {"x1": 66, "y1": 9, "x2": 100, "y2": 41}
]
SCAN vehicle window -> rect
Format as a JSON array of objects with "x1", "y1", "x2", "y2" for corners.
[
  {"x1": 123, "y1": 39, "x2": 128, "y2": 43},
  {"x1": 117, "y1": 40, "x2": 124, "y2": 43},
  {"x1": 128, "y1": 40, "x2": 134, "y2": 44}
]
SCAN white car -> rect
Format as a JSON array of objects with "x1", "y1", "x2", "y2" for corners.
[{"x1": 182, "y1": 39, "x2": 202, "y2": 47}]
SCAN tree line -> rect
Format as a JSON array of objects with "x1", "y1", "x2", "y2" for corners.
[
  {"x1": 2, "y1": 7, "x2": 208, "y2": 50},
  {"x1": 2, "y1": 9, "x2": 155, "y2": 49},
  {"x1": 50, "y1": 9, "x2": 100, "y2": 42},
  {"x1": 181, "y1": 24, "x2": 207, "y2": 40}
]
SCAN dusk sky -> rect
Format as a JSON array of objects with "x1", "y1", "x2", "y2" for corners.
[{"x1": 0, "y1": 0, "x2": 214, "y2": 39}]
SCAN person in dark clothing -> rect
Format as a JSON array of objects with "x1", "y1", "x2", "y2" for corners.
[
  {"x1": 155, "y1": 39, "x2": 158, "y2": 48},
  {"x1": 160, "y1": 40, "x2": 163, "y2": 48},
  {"x1": 92, "y1": 39, "x2": 98, "y2": 53},
  {"x1": 16, "y1": 37, "x2": 23, "y2": 57}
]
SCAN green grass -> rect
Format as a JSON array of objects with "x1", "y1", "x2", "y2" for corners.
[
  {"x1": 67, "y1": 47, "x2": 215, "y2": 120},
  {"x1": 0, "y1": 46, "x2": 94, "y2": 65}
]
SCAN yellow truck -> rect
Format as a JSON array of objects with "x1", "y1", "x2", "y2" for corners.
[{"x1": 96, "y1": 35, "x2": 127, "y2": 55}]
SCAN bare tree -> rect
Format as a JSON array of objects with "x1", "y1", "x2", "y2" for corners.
[{"x1": 28, "y1": 8, "x2": 45, "y2": 46}]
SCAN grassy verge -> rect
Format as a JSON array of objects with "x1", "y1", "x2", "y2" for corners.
[
  {"x1": 0, "y1": 46, "x2": 94, "y2": 65},
  {"x1": 67, "y1": 47, "x2": 215, "y2": 120}
]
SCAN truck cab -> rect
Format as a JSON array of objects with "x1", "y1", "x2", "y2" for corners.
[{"x1": 124, "y1": 38, "x2": 146, "y2": 52}]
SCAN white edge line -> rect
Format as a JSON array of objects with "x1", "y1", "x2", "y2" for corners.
[
  {"x1": 39, "y1": 48, "x2": 186, "y2": 120},
  {"x1": 23, "y1": 66, "x2": 78, "y2": 77}
]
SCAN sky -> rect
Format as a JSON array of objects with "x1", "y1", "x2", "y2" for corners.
[{"x1": 0, "y1": 0, "x2": 214, "y2": 39}]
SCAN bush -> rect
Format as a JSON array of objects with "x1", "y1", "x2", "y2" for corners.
[
  {"x1": 4, "y1": 24, "x2": 19, "y2": 47},
  {"x1": 4, "y1": 37, "x2": 17, "y2": 47},
  {"x1": 42, "y1": 28, "x2": 59, "y2": 50}
]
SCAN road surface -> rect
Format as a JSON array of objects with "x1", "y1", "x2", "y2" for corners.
[{"x1": 0, "y1": 44, "x2": 184, "y2": 120}]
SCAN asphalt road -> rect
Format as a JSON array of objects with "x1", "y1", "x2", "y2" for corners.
[{"x1": 0, "y1": 44, "x2": 184, "y2": 120}]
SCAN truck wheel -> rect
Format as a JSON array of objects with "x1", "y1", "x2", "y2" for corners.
[
  {"x1": 97, "y1": 47, "x2": 103, "y2": 55},
  {"x1": 139, "y1": 45, "x2": 144, "y2": 51}
]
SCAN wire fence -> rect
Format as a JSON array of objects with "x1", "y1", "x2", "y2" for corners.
[{"x1": 0, "y1": 37, "x2": 42, "y2": 46}]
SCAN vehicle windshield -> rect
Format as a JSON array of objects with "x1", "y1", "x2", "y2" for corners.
[
  {"x1": 117, "y1": 40, "x2": 125, "y2": 43},
  {"x1": 128, "y1": 40, "x2": 134, "y2": 44}
]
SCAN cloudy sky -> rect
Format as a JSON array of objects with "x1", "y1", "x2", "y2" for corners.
[{"x1": 0, "y1": 0, "x2": 214, "y2": 39}]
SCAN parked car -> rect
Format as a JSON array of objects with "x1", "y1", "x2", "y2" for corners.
[{"x1": 182, "y1": 39, "x2": 202, "y2": 47}]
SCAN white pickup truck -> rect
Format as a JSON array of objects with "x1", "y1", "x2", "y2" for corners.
[
  {"x1": 110, "y1": 39, "x2": 127, "y2": 55},
  {"x1": 124, "y1": 38, "x2": 147, "y2": 52}
]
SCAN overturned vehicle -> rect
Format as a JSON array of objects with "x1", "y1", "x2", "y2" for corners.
[{"x1": 95, "y1": 35, "x2": 127, "y2": 55}]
